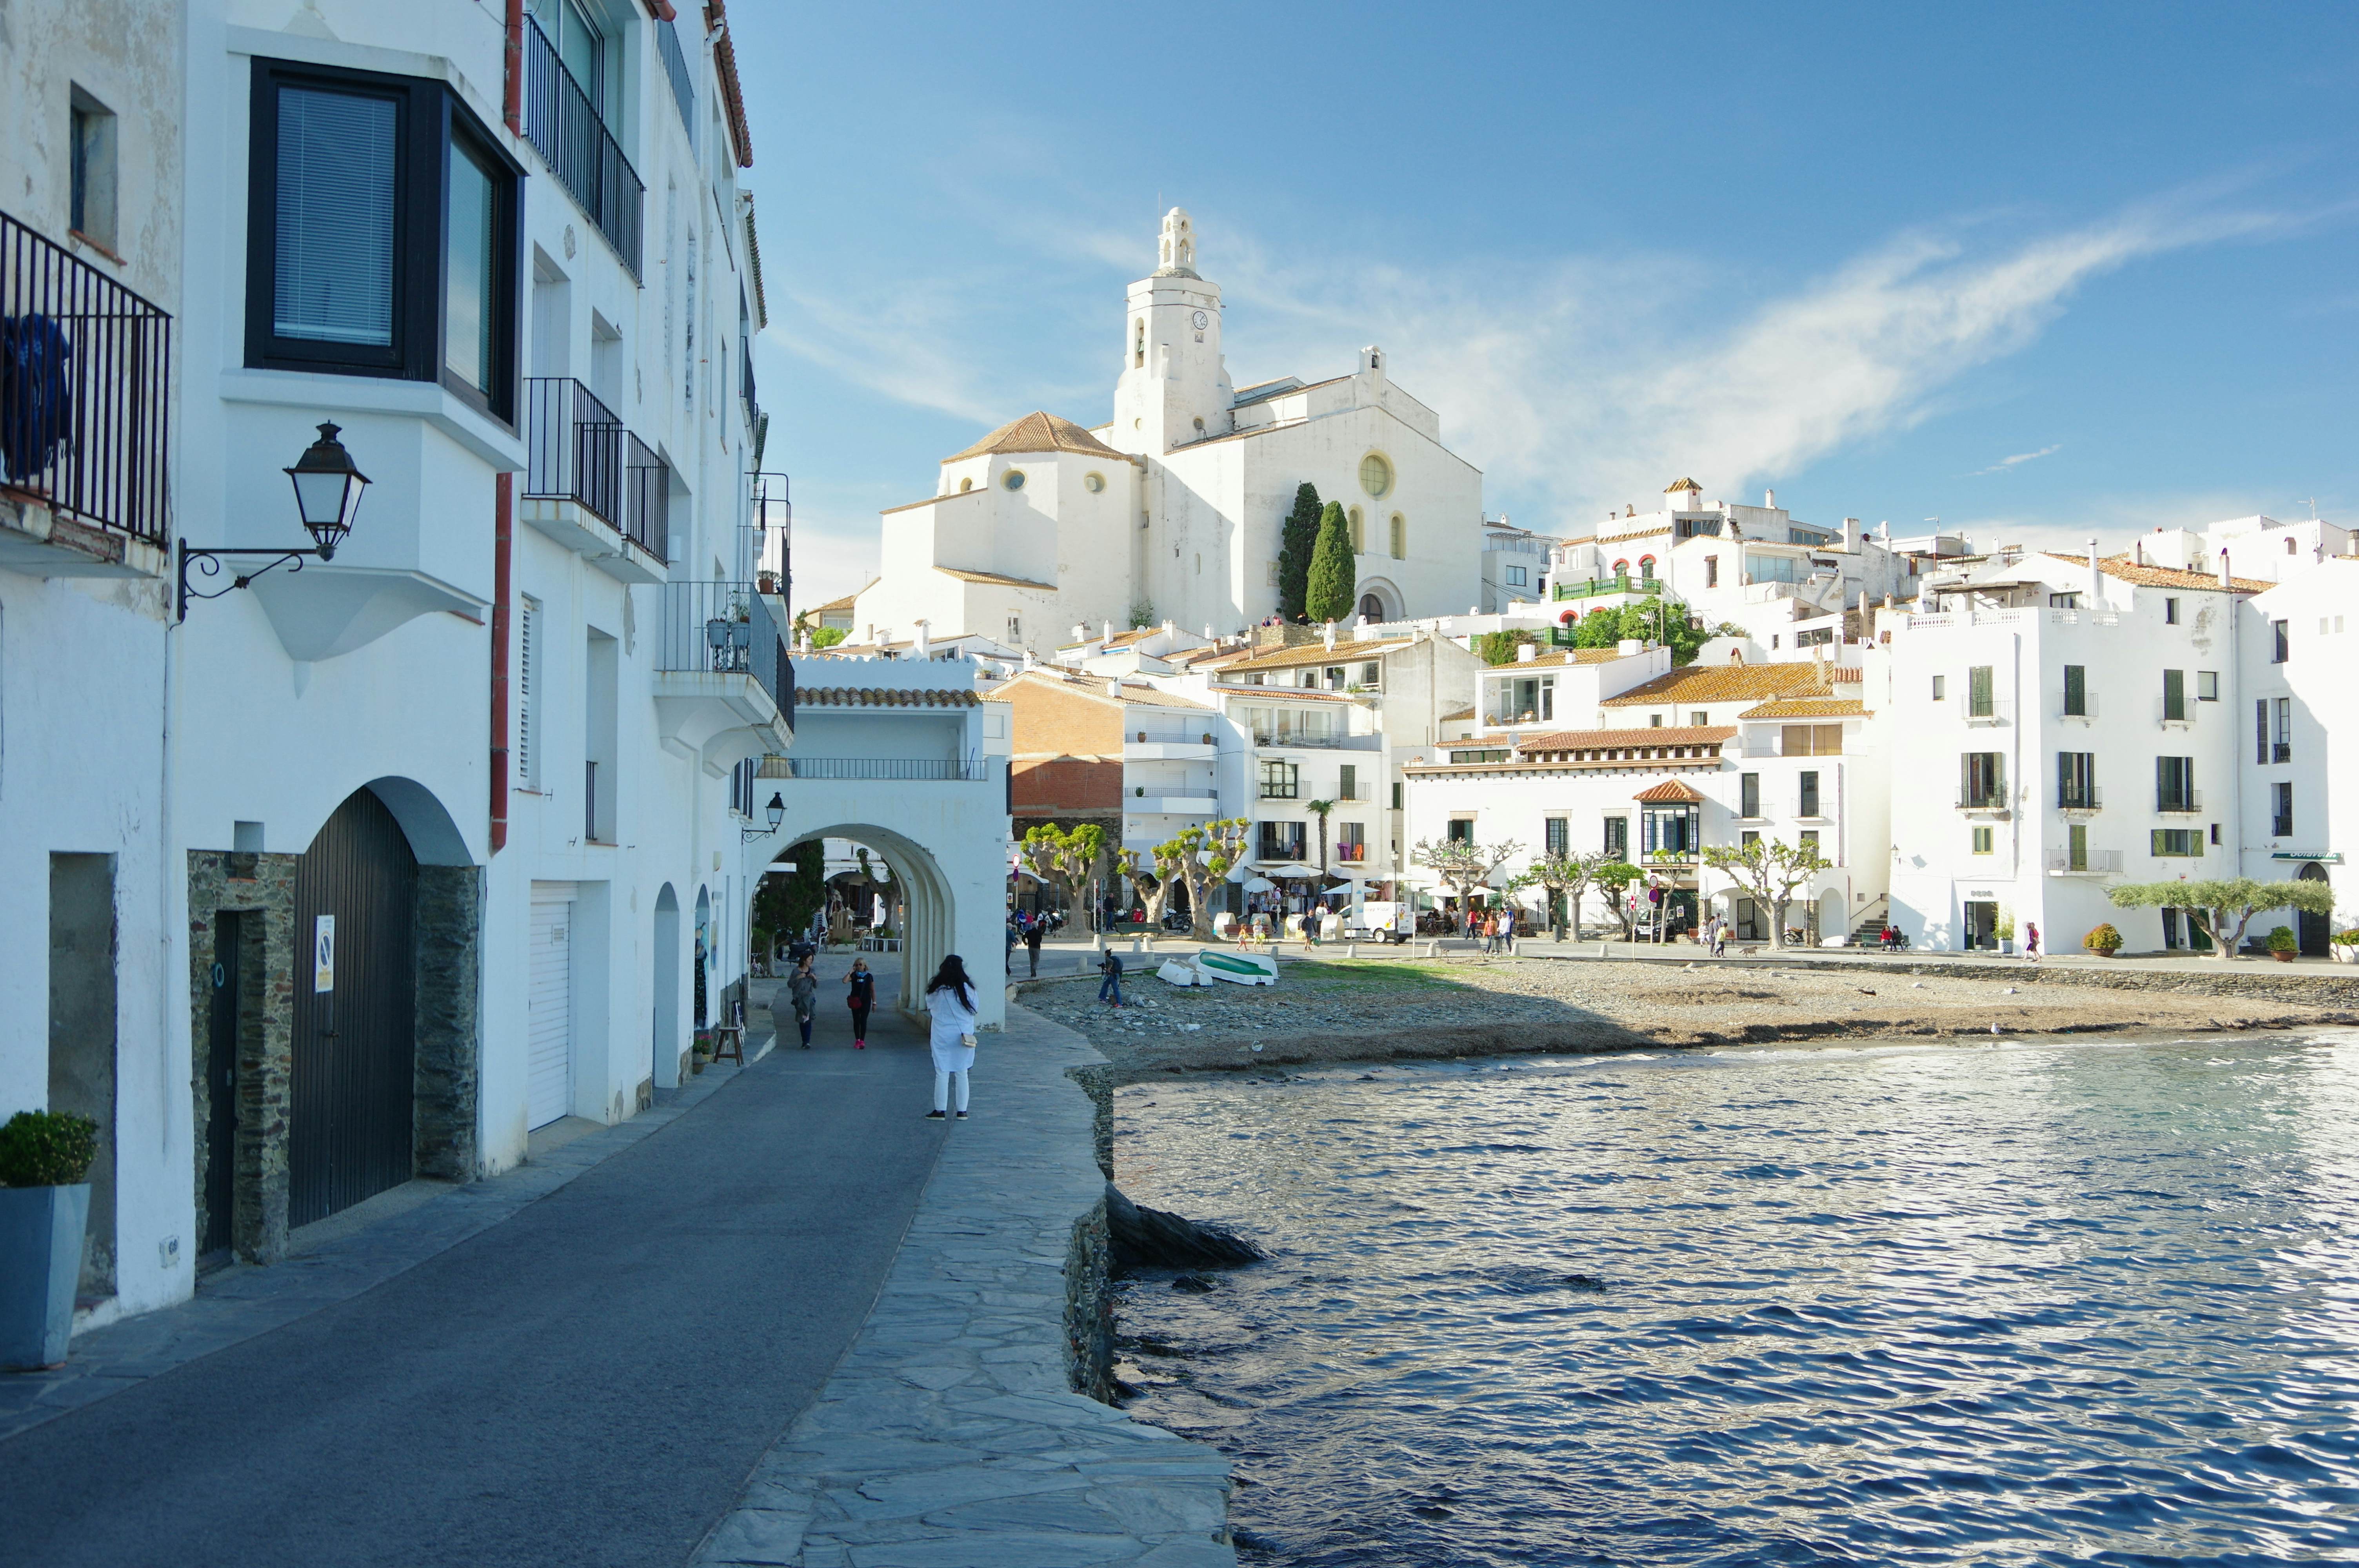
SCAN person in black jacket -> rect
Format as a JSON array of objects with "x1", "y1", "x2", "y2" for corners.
[
  {"x1": 845, "y1": 958, "x2": 876, "y2": 1049},
  {"x1": 1023, "y1": 919, "x2": 1045, "y2": 978}
]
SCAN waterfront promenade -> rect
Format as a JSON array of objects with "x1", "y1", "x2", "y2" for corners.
[{"x1": 0, "y1": 958, "x2": 1229, "y2": 1567}]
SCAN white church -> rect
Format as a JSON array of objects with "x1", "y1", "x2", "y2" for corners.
[{"x1": 849, "y1": 210, "x2": 1484, "y2": 653}]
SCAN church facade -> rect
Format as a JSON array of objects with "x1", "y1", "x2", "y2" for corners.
[{"x1": 850, "y1": 211, "x2": 1483, "y2": 654}]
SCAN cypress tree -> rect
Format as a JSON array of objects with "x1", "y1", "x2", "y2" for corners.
[
  {"x1": 1305, "y1": 501, "x2": 1357, "y2": 624},
  {"x1": 1276, "y1": 482, "x2": 1322, "y2": 620}
]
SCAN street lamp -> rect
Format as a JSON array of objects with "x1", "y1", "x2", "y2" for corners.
[
  {"x1": 178, "y1": 422, "x2": 371, "y2": 620},
  {"x1": 742, "y1": 791, "x2": 785, "y2": 841}
]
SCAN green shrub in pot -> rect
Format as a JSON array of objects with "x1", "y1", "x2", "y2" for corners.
[
  {"x1": 0, "y1": 1110, "x2": 97, "y2": 1189},
  {"x1": 1, "y1": 1110, "x2": 100, "y2": 1371}
]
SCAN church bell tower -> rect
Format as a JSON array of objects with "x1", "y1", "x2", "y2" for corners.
[{"x1": 1111, "y1": 208, "x2": 1233, "y2": 456}]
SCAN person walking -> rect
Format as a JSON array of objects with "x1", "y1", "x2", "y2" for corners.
[
  {"x1": 844, "y1": 957, "x2": 876, "y2": 1049},
  {"x1": 923, "y1": 954, "x2": 979, "y2": 1120},
  {"x1": 785, "y1": 955, "x2": 818, "y2": 1049},
  {"x1": 1098, "y1": 945, "x2": 1125, "y2": 1008},
  {"x1": 1499, "y1": 904, "x2": 1516, "y2": 956},
  {"x1": 1711, "y1": 915, "x2": 1728, "y2": 958},
  {"x1": 1023, "y1": 918, "x2": 1045, "y2": 978},
  {"x1": 2024, "y1": 921, "x2": 2042, "y2": 963}
]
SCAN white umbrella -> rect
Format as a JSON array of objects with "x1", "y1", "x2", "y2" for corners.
[{"x1": 1242, "y1": 876, "x2": 1276, "y2": 893}]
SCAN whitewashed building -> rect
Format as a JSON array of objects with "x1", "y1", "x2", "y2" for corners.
[
  {"x1": 852, "y1": 209, "x2": 1485, "y2": 653},
  {"x1": 2235, "y1": 555, "x2": 2359, "y2": 951}
]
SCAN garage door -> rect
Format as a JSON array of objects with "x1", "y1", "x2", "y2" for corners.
[{"x1": 528, "y1": 884, "x2": 576, "y2": 1130}]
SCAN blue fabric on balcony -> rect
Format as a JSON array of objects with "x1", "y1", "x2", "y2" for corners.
[{"x1": 0, "y1": 312, "x2": 72, "y2": 484}]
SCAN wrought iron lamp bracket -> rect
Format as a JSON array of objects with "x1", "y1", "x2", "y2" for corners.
[{"x1": 176, "y1": 541, "x2": 327, "y2": 622}]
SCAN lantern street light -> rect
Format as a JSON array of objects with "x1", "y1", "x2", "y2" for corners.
[
  {"x1": 742, "y1": 791, "x2": 786, "y2": 842},
  {"x1": 178, "y1": 422, "x2": 371, "y2": 621}
]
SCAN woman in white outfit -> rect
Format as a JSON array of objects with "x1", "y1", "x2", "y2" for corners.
[{"x1": 923, "y1": 954, "x2": 979, "y2": 1120}]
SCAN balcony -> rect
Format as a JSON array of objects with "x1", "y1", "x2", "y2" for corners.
[
  {"x1": 1963, "y1": 697, "x2": 2014, "y2": 728},
  {"x1": 1956, "y1": 794, "x2": 2012, "y2": 818},
  {"x1": 1250, "y1": 730, "x2": 1380, "y2": 752},
  {"x1": 2047, "y1": 848, "x2": 2124, "y2": 877},
  {"x1": 1124, "y1": 733, "x2": 1218, "y2": 761},
  {"x1": 522, "y1": 18, "x2": 644, "y2": 278},
  {"x1": 0, "y1": 210, "x2": 171, "y2": 577},
  {"x1": 2157, "y1": 697, "x2": 2195, "y2": 729},
  {"x1": 520, "y1": 378, "x2": 666, "y2": 582},
  {"x1": 654, "y1": 581, "x2": 792, "y2": 775},
  {"x1": 2156, "y1": 790, "x2": 2203, "y2": 815},
  {"x1": 2057, "y1": 786, "x2": 2104, "y2": 815},
  {"x1": 1335, "y1": 843, "x2": 1368, "y2": 864},
  {"x1": 2272, "y1": 742, "x2": 2293, "y2": 764},
  {"x1": 1128, "y1": 793, "x2": 1218, "y2": 815},
  {"x1": 1553, "y1": 573, "x2": 1664, "y2": 602},
  {"x1": 2058, "y1": 693, "x2": 2100, "y2": 723}
]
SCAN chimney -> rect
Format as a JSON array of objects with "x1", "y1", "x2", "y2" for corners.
[
  {"x1": 1516, "y1": 642, "x2": 1538, "y2": 662},
  {"x1": 2219, "y1": 547, "x2": 2232, "y2": 588},
  {"x1": 1765, "y1": 488, "x2": 1776, "y2": 508},
  {"x1": 2134, "y1": 538, "x2": 2144, "y2": 567},
  {"x1": 2087, "y1": 538, "x2": 2101, "y2": 604},
  {"x1": 1162, "y1": 618, "x2": 1174, "y2": 634},
  {"x1": 912, "y1": 619, "x2": 931, "y2": 659},
  {"x1": 1071, "y1": 622, "x2": 1086, "y2": 643},
  {"x1": 1101, "y1": 620, "x2": 1113, "y2": 642}
]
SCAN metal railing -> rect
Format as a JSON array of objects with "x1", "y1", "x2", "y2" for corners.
[
  {"x1": 0, "y1": 209, "x2": 171, "y2": 544},
  {"x1": 751, "y1": 470, "x2": 789, "y2": 593},
  {"x1": 2047, "y1": 848, "x2": 2123, "y2": 875},
  {"x1": 1249, "y1": 730, "x2": 1379, "y2": 751},
  {"x1": 2058, "y1": 784, "x2": 2104, "y2": 811},
  {"x1": 2157, "y1": 789, "x2": 2204, "y2": 815},
  {"x1": 623, "y1": 433, "x2": 669, "y2": 563},
  {"x1": 1127, "y1": 730, "x2": 1218, "y2": 747},
  {"x1": 522, "y1": 377, "x2": 622, "y2": 524},
  {"x1": 522, "y1": 18, "x2": 644, "y2": 278},
  {"x1": 656, "y1": 18, "x2": 696, "y2": 140},
  {"x1": 2059, "y1": 692, "x2": 2100, "y2": 719},
  {"x1": 763, "y1": 757, "x2": 987, "y2": 782},
  {"x1": 656, "y1": 581, "x2": 789, "y2": 715},
  {"x1": 1552, "y1": 574, "x2": 1665, "y2": 602},
  {"x1": 1964, "y1": 697, "x2": 2014, "y2": 726}
]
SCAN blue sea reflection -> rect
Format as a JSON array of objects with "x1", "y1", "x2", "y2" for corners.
[{"x1": 1112, "y1": 1034, "x2": 2359, "y2": 1567}]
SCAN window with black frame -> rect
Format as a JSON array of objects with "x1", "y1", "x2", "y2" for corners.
[{"x1": 245, "y1": 59, "x2": 521, "y2": 422}]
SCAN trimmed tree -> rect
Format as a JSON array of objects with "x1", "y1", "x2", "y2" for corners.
[
  {"x1": 2107, "y1": 877, "x2": 2335, "y2": 960},
  {"x1": 1164, "y1": 818, "x2": 1251, "y2": 940},
  {"x1": 1115, "y1": 846, "x2": 1176, "y2": 940},
  {"x1": 1593, "y1": 860, "x2": 1644, "y2": 940},
  {"x1": 1306, "y1": 501, "x2": 1357, "y2": 624},
  {"x1": 1567, "y1": 598, "x2": 1727, "y2": 665},
  {"x1": 1018, "y1": 822, "x2": 1106, "y2": 923},
  {"x1": 1701, "y1": 836, "x2": 1834, "y2": 950},
  {"x1": 1277, "y1": 483, "x2": 1323, "y2": 621},
  {"x1": 1413, "y1": 837, "x2": 1526, "y2": 927},
  {"x1": 1515, "y1": 849, "x2": 1614, "y2": 940}
]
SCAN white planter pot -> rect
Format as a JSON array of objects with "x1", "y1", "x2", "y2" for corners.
[{"x1": 0, "y1": 1183, "x2": 90, "y2": 1370}]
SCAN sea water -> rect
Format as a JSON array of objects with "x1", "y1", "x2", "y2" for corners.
[{"x1": 1112, "y1": 1033, "x2": 2359, "y2": 1566}]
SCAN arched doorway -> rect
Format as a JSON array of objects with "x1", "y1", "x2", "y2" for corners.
[
  {"x1": 694, "y1": 886, "x2": 712, "y2": 1029},
  {"x1": 652, "y1": 885, "x2": 682, "y2": 1087},
  {"x1": 787, "y1": 823, "x2": 957, "y2": 1016},
  {"x1": 1359, "y1": 592, "x2": 1384, "y2": 622},
  {"x1": 291, "y1": 788, "x2": 419, "y2": 1227},
  {"x1": 2298, "y1": 862, "x2": 2330, "y2": 956},
  {"x1": 1354, "y1": 577, "x2": 1402, "y2": 623}
]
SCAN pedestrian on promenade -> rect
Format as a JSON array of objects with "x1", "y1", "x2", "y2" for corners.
[
  {"x1": 1499, "y1": 904, "x2": 1516, "y2": 955},
  {"x1": 1711, "y1": 915, "x2": 1728, "y2": 958},
  {"x1": 845, "y1": 957, "x2": 876, "y2": 1049},
  {"x1": 1481, "y1": 910, "x2": 1498, "y2": 955},
  {"x1": 923, "y1": 954, "x2": 979, "y2": 1120},
  {"x1": 1098, "y1": 946, "x2": 1125, "y2": 1007},
  {"x1": 786, "y1": 956, "x2": 818, "y2": 1049},
  {"x1": 2024, "y1": 921, "x2": 2042, "y2": 963},
  {"x1": 1023, "y1": 918, "x2": 1045, "y2": 978}
]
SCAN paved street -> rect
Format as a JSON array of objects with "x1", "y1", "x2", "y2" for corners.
[{"x1": 0, "y1": 958, "x2": 946, "y2": 1568}]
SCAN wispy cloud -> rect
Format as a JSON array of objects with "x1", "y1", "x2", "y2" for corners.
[{"x1": 1967, "y1": 444, "x2": 2064, "y2": 477}]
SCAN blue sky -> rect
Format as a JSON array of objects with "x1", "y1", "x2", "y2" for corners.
[{"x1": 730, "y1": 3, "x2": 2359, "y2": 608}]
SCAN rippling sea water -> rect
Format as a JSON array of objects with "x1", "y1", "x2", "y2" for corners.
[{"x1": 1111, "y1": 1034, "x2": 2359, "y2": 1567}]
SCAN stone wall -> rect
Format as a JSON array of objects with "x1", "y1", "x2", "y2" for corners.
[
  {"x1": 412, "y1": 866, "x2": 483, "y2": 1181},
  {"x1": 187, "y1": 849, "x2": 299, "y2": 1263},
  {"x1": 1064, "y1": 1194, "x2": 1117, "y2": 1405},
  {"x1": 1796, "y1": 955, "x2": 2359, "y2": 1006}
]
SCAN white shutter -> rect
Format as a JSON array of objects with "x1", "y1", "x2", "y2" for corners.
[
  {"x1": 516, "y1": 595, "x2": 538, "y2": 788},
  {"x1": 527, "y1": 884, "x2": 575, "y2": 1129}
]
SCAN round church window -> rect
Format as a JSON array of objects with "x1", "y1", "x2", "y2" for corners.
[
  {"x1": 1003, "y1": 470, "x2": 1026, "y2": 492},
  {"x1": 1084, "y1": 472, "x2": 1106, "y2": 493},
  {"x1": 1360, "y1": 453, "x2": 1392, "y2": 497}
]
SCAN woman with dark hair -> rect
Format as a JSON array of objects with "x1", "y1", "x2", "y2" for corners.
[
  {"x1": 844, "y1": 958, "x2": 875, "y2": 1049},
  {"x1": 923, "y1": 954, "x2": 979, "y2": 1120}
]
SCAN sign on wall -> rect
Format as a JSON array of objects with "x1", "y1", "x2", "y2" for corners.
[{"x1": 313, "y1": 915, "x2": 336, "y2": 994}]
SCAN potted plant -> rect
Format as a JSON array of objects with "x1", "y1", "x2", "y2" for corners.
[
  {"x1": 1, "y1": 1109, "x2": 99, "y2": 1371},
  {"x1": 2334, "y1": 929, "x2": 2359, "y2": 966},
  {"x1": 2083, "y1": 922, "x2": 2123, "y2": 958},
  {"x1": 1996, "y1": 911, "x2": 2016, "y2": 957},
  {"x1": 2265, "y1": 925, "x2": 2298, "y2": 963}
]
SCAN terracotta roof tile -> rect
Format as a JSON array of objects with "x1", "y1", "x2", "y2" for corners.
[
  {"x1": 795, "y1": 686, "x2": 980, "y2": 708},
  {"x1": 2097, "y1": 553, "x2": 2272, "y2": 593},
  {"x1": 1513, "y1": 725, "x2": 1736, "y2": 750},
  {"x1": 1633, "y1": 779, "x2": 1706, "y2": 802},
  {"x1": 935, "y1": 567, "x2": 1057, "y2": 592},
  {"x1": 943, "y1": 411, "x2": 1126, "y2": 464},
  {"x1": 1600, "y1": 663, "x2": 1834, "y2": 707},
  {"x1": 1438, "y1": 705, "x2": 1475, "y2": 722},
  {"x1": 1737, "y1": 697, "x2": 1867, "y2": 719},
  {"x1": 1217, "y1": 637, "x2": 1410, "y2": 674}
]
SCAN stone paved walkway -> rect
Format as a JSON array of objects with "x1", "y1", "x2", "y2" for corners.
[{"x1": 692, "y1": 1003, "x2": 1237, "y2": 1568}]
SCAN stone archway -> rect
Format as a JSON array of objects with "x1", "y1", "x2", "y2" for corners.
[
  {"x1": 783, "y1": 824, "x2": 959, "y2": 1018},
  {"x1": 188, "y1": 777, "x2": 481, "y2": 1263},
  {"x1": 1355, "y1": 578, "x2": 1403, "y2": 623}
]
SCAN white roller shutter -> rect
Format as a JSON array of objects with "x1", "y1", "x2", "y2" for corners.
[{"x1": 528, "y1": 884, "x2": 576, "y2": 1129}]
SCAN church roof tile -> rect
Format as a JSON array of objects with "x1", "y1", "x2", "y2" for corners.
[{"x1": 943, "y1": 411, "x2": 1127, "y2": 463}]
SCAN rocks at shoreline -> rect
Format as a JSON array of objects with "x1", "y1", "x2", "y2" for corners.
[{"x1": 1107, "y1": 1183, "x2": 1266, "y2": 1274}]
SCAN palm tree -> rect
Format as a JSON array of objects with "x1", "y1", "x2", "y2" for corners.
[{"x1": 1305, "y1": 799, "x2": 1336, "y2": 873}]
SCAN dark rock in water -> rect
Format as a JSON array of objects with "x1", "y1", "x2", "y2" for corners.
[
  {"x1": 1560, "y1": 1273, "x2": 1608, "y2": 1291},
  {"x1": 1172, "y1": 1273, "x2": 1216, "y2": 1293},
  {"x1": 1107, "y1": 1183, "x2": 1266, "y2": 1274}
]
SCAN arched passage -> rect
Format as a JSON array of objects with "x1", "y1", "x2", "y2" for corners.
[
  {"x1": 1355, "y1": 578, "x2": 1402, "y2": 624},
  {"x1": 652, "y1": 884, "x2": 682, "y2": 1087},
  {"x1": 783, "y1": 823, "x2": 959, "y2": 1017}
]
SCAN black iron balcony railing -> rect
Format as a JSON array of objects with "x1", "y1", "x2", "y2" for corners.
[
  {"x1": 656, "y1": 18, "x2": 696, "y2": 140},
  {"x1": 752, "y1": 468, "x2": 789, "y2": 594},
  {"x1": 0, "y1": 209, "x2": 171, "y2": 544},
  {"x1": 522, "y1": 376, "x2": 622, "y2": 524},
  {"x1": 657, "y1": 580, "x2": 790, "y2": 716},
  {"x1": 622, "y1": 433, "x2": 669, "y2": 564},
  {"x1": 522, "y1": 18, "x2": 644, "y2": 279}
]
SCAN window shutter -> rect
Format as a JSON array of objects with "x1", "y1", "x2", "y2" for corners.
[
  {"x1": 516, "y1": 596, "x2": 537, "y2": 787},
  {"x1": 274, "y1": 86, "x2": 398, "y2": 346}
]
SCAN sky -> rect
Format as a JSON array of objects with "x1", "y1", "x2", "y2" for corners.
[{"x1": 728, "y1": 3, "x2": 2359, "y2": 609}]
